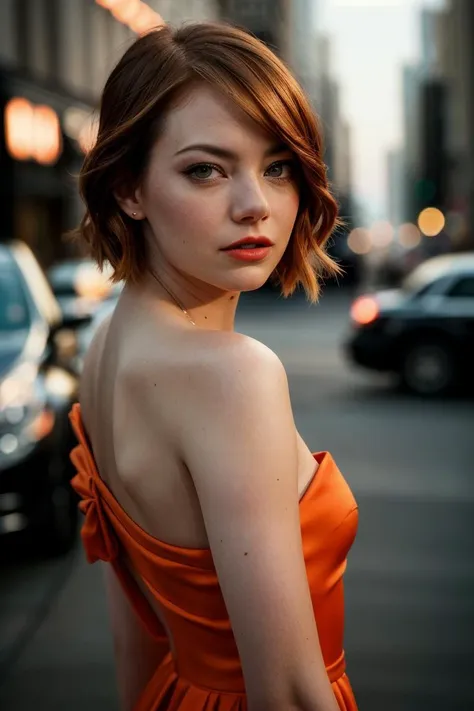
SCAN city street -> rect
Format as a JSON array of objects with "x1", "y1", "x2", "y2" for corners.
[{"x1": 1, "y1": 287, "x2": 473, "y2": 711}]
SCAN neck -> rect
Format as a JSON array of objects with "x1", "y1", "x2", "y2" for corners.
[{"x1": 128, "y1": 270, "x2": 241, "y2": 332}]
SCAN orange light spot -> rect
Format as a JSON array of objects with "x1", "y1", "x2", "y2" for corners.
[
  {"x1": 128, "y1": 3, "x2": 164, "y2": 33},
  {"x1": 96, "y1": 0, "x2": 122, "y2": 8},
  {"x1": 111, "y1": 0, "x2": 140, "y2": 23},
  {"x1": 5, "y1": 98, "x2": 34, "y2": 160},
  {"x1": 350, "y1": 296, "x2": 379, "y2": 325},
  {"x1": 30, "y1": 409, "x2": 55, "y2": 441},
  {"x1": 32, "y1": 105, "x2": 62, "y2": 165},
  {"x1": 4, "y1": 97, "x2": 61, "y2": 164},
  {"x1": 417, "y1": 207, "x2": 445, "y2": 237}
]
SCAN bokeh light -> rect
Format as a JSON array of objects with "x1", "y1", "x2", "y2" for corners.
[
  {"x1": 347, "y1": 227, "x2": 372, "y2": 255},
  {"x1": 4, "y1": 98, "x2": 33, "y2": 161},
  {"x1": 96, "y1": 0, "x2": 163, "y2": 34},
  {"x1": 111, "y1": 0, "x2": 140, "y2": 23},
  {"x1": 350, "y1": 296, "x2": 379, "y2": 326},
  {"x1": 398, "y1": 222, "x2": 422, "y2": 249},
  {"x1": 4, "y1": 97, "x2": 62, "y2": 165},
  {"x1": 417, "y1": 207, "x2": 445, "y2": 237},
  {"x1": 96, "y1": 0, "x2": 121, "y2": 8},
  {"x1": 369, "y1": 220, "x2": 394, "y2": 249}
]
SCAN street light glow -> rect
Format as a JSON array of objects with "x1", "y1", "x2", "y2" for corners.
[
  {"x1": 417, "y1": 207, "x2": 445, "y2": 237},
  {"x1": 347, "y1": 227, "x2": 372, "y2": 255},
  {"x1": 96, "y1": 0, "x2": 163, "y2": 34},
  {"x1": 398, "y1": 223, "x2": 422, "y2": 249},
  {"x1": 111, "y1": 0, "x2": 140, "y2": 23},
  {"x1": 369, "y1": 220, "x2": 394, "y2": 249},
  {"x1": 4, "y1": 97, "x2": 62, "y2": 165}
]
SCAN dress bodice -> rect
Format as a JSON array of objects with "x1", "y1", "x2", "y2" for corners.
[{"x1": 69, "y1": 403, "x2": 358, "y2": 710}]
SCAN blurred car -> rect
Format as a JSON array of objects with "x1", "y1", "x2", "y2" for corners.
[
  {"x1": 47, "y1": 258, "x2": 122, "y2": 324},
  {"x1": 0, "y1": 242, "x2": 88, "y2": 555},
  {"x1": 344, "y1": 252, "x2": 474, "y2": 396},
  {"x1": 75, "y1": 289, "x2": 121, "y2": 372}
]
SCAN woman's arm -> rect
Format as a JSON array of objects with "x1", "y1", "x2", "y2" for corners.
[
  {"x1": 176, "y1": 334, "x2": 340, "y2": 711},
  {"x1": 103, "y1": 564, "x2": 169, "y2": 711}
]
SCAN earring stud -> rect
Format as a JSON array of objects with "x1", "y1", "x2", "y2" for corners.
[{"x1": 132, "y1": 211, "x2": 137, "y2": 217}]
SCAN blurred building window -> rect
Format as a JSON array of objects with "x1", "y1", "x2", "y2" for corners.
[
  {"x1": 0, "y1": 0, "x2": 18, "y2": 66},
  {"x1": 15, "y1": 0, "x2": 29, "y2": 70},
  {"x1": 47, "y1": 0, "x2": 61, "y2": 81},
  {"x1": 57, "y1": 0, "x2": 89, "y2": 97},
  {"x1": 89, "y1": 1, "x2": 116, "y2": 98},
  {"x1": 446, "y1": 277, "x2": 474, "y2": 298},
  {"x1": 27, "y1": 0, "x2": 50, "y2": 80}
]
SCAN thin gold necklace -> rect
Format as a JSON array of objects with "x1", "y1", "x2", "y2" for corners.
[{"x1": 149, "y1": 268, "x2": 196, "y2": 326}]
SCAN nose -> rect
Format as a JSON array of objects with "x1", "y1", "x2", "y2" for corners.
[{"x1": 230, "y1": 176, "x2": 270, "y2": 225}]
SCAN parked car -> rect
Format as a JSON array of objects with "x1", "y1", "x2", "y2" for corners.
[
  {"x1": 344, "y1": 252, "x2": 474, "y2": 396},
  {"x1": 75, "y1": 289, "x2": 121, "y2": 373},
  {"x1": 48, "y1": 258, "x2": 122, "y2": 324},
  {"x1": 0, "y1": 242, "x2": 89, "y2": 555}
]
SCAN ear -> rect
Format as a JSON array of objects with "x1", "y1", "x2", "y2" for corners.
[{"x1": 114, "y1": 185, "x2": 145, "y2": 220}]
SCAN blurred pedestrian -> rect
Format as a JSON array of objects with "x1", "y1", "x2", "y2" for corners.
[{"x1": 69, "y1": 21, "x2": 359, "y2": 711}]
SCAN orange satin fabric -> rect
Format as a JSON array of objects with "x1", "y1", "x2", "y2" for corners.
[{"x1": 69, "y1": 403, "x2": 359, "y2": 710}]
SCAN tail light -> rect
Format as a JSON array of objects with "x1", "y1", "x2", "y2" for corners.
[{"x1": 350, "y1": 295, "x2": 380, "y2": 326}]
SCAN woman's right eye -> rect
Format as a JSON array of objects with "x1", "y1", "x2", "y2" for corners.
[{"x1": 184, "y1": 163, "x2": 221, "y2": 181}]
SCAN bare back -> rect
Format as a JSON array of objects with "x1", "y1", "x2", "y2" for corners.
[{"x1": 79, "y1": 292, "x2": 318, "y2": 550}]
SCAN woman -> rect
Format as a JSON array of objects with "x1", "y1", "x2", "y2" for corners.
[{"x1": 69, "y1": 21, "x2": 359, "y2": 711}]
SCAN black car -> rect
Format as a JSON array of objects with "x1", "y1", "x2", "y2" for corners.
[
  {"x1": 0, "y1": 242, "x2": 89, "y2": 555},
  {"x1": 344, "y1": 253, "x2": 474, "y2": 396}
]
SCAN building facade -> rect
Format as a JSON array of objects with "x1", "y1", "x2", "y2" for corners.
[
  {"x1": 218, "y1": 0, "x2": 291, "y2": 58},
  {"x1": 0, "y1": 0, "x2": 220, "y2": 266},
  {"x1": 439, "y1": 0, "x2": 474, "y2": 248},
  {"x1": 399, "y1": 1, "x2": 473, "y2": 249}
]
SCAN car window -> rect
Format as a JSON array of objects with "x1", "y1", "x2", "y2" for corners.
[
  {"x1": 48, "y1": 262, "x2": 84, "y2": 296},
  {"x1": 445, "y1": 276, "x2": 474, "y2": 298},
  {"x1": 0, "y1": 265, "x2": 30, "y2": 331},
  {"x1": 410, "y1": 280, "x2": 437, "y2": 298}
]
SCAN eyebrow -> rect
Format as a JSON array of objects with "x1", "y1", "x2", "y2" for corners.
[{"x1": 174, "y1": 142, "x2": 290, "y2": 160}]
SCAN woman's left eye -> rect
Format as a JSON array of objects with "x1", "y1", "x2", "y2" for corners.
[
  {"x1": 184, "y1": 163, "x2": 221, "y2": 181},
  {"x1": 265, "y1": 161, "x2": 294, "y2": 179}
]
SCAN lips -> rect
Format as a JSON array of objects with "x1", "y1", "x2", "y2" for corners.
[{"x1": 222, "y1": 236, "x2": 274, "y2": 251}]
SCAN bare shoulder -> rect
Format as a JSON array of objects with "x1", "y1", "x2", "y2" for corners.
[
  {"x1": 174, "y1": 328, "x2": 298, "y2": 513},
  {"x1": 174, "y1": 330, "x2": 292, "y2": 451},
  {"x1": 182, "y1": 329, "x2": 288, "y2": 400}
]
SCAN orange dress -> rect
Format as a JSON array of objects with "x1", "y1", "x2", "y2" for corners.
[{"x1": 69, "y1": 403, "x2": 359, "y2": 710}]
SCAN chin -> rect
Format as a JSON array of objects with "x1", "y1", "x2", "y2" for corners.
[{"x1": 221, "y1": 266, "x2": 275, "y2": 293}]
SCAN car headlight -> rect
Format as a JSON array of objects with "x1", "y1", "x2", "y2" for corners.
[
  {"x1": 44, "y1": 367, "x2": 77, "y2": 398},
  {"x1": 3, "y1": 404, "x2": 27, "y2": 426},
  {"x1": 0, "y1": 362, "x2": 38, "y2": 411},
  {"x1": 0, "y1": 361, "x2": 47, "y2": 440},
  {"x1": 0, "y1": 363, "x2": 55, "y2": 469}
]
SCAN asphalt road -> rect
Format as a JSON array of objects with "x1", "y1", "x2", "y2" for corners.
[{"x1": 1, "y1": 287, "x2": 473, "y2": 710}]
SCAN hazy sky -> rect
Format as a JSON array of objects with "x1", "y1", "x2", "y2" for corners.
[{"x1": 316, "y1": 0, "x2": 446, "y2": 222}]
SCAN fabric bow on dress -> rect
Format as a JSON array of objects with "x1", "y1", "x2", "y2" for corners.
[{"x1": 69, "y1": 404, "x2": 119, "y2": 564}]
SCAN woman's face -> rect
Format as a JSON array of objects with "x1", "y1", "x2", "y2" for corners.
[{"x1": 135, "y1": 83, "x2": 300, "y2": 294}]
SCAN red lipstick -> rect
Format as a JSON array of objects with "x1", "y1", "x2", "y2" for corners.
[{"x1": 221, "y1": 236, "x2": 274, "y2": 263}]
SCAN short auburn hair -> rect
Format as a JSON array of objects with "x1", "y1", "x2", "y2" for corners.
[{"x1": 77, "y1": 21, "x2": 343, "y2": 302}]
